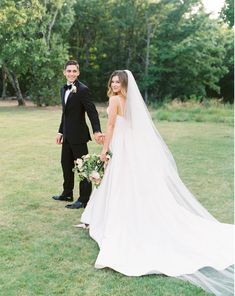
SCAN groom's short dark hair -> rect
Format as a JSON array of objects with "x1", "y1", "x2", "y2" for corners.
[{"x1": 64, "y1": 60, "x2": 79, "y2": 70}]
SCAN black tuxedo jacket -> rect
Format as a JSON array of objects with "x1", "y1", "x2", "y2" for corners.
[{"x1": 58, "y1": 80, "x2": 101, "y2": 144}]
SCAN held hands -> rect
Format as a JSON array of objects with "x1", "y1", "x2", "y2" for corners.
[
  {"x1": 56, "y1": 134, "x2": 63, "y2": 144},
  {"x1": 94, "y1": 132, "x2": 105, "y2": 145},
  {"x1": 95, "y1": 132, "x2": 109, "y2": 162},
  {"x1": 100, "y1": 150, "x2": 108, "y2": 162},
  {"x1": 56, "y1": 133, "x2": 103, "y2": 145}
]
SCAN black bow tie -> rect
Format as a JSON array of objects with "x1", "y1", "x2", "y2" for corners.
[{"x1": 64, "y1": 84, "x2": 72, "y2": 90}]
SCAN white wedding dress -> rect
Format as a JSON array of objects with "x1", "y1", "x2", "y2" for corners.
[{"x1": 81, "y1": 70, "x2": 234, "y2": 295}]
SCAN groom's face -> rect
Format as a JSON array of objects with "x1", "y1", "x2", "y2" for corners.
[{"x1": 64, "y1": 65, "x2": 80, "y2": 83}]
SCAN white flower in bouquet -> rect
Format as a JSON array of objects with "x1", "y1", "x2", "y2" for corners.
[
  {"x1": 90, "y1": 171, "x2": 100, "y2": 180},
  {"x1": 76, "y1": 158, "x2": 83, "y2": 170},
  {"x1": 106, "y1": 154, "x2": 111, "y2": 160},
  {"x1": 83, "y1": 154, "x2": 90, "y2": 160},
  {"x1": 89, "y1": 170, "x2": 101, "y2": 186}
]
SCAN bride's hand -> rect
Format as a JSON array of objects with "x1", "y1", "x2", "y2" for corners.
[{"x1": 100, "y1": 150, "x2": 108, "y2": 162}]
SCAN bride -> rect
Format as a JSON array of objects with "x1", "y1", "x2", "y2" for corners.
[{"x1": 80, "y1": 70, "x2": 234, "y2": 295}]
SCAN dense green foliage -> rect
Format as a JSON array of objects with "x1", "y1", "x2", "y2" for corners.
[
  {"x1": 221, "y1": 0, "x2": 234, "y2": 27},
  {"x1": 0, "y1": 0, "x2": 75, "y2": 105},
  {"x1": 0, "y1": 0, "x2": 234, "y2": 105}
]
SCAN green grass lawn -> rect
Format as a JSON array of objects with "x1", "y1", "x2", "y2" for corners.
[
  {"x1": 0, "y1": 104, "x2": 233, "y2": 296},
  {"x1": 151, "y1": 99, "x2": 233, "y2": 125}
]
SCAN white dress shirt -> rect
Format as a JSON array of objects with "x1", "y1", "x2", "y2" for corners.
[{"x1": 64, "y1": 82, "x2": 73, "y2": 104}]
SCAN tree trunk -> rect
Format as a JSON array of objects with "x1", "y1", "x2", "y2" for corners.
[
  {"x1": 47, "y1": 8, "x2": 59, "y2": 47},
  {"x1": 1, "y1": 65, "x2": 7, "y2": 99},
  {"x1": 12, "y1": 73, "x2": 25, "y2": 106},
  {"x1": 126, "y1": 46, "x2": 132, "y2": 69},
  {"x1": 5, "y1": 66, "x2": 25, "y2": 106}
]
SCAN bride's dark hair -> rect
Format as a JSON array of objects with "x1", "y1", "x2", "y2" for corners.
[{"x1": 107, "y1": 70, "x2": 128, "y2": 98}]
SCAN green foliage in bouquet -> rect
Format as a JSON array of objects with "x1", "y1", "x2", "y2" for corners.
[{"x1": 74, "y1": 152, "x2": 112, "y2": 188}]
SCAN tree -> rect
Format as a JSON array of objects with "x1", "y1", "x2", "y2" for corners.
[
  {"x1": 70, "y1": 0, "x2": 151, "y2": 101},
  {"x1": 143, "y1": 0, "x2": 172, "y2": 102},
  {"x1": 27, "y1": 0, "x2": 75, "y2": 106},
  {"x1": 220, "y1": 0, "x2": 234, "y2": 28},
  {"x1": 0, "y1": 0, "x2": 43, "y2": 105},
  {"x1": 0, "y1": 0, "x2": 75, "y2": 106},
  {"x1": 69, "y1": 0, "x2": 112, "y2": 101},
  {"x1": 0, "y1": 0, "x2": 232, "y2": 105},
  {"x1": 69, "y1": 0, "x2": 230, "y2": 103},
  {"x1": 217, "y1": 28, "x2": 234, "y2": 103},
  {"x1": 1, "y1": 64, "x2": 8, "y2": 99},
  {"x1": 143, "y1": 1, "x2": 228, "y2": 101}
]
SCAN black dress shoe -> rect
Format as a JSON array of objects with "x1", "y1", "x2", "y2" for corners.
[
  {"x1": 65, "y1": 200, "x2": 86, "y2": 209},
  {"x1": 52, "y1": 195, "x2": 73, "y2": 202}
]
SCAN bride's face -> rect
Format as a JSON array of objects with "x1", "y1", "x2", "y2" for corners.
[{"x1": 111, "y1": 75, "x2": 122, "y2": 94}]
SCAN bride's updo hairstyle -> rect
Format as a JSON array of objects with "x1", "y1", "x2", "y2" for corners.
[{"x1": 107, "y1": 70, "x2": 128, "y2": 98}]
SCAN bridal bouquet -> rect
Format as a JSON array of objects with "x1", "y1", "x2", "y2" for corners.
[{"x1": 74, "y1": 152, "x2": 112, "y2": 188}]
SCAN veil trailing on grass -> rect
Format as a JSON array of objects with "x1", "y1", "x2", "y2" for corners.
[{"x1": 124, "y1": 70, "x2": 234, "y2": 295}]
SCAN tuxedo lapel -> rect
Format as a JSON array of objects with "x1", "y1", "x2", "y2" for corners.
[
  {"x1": 61, "y1": 88, "x2": 66, "y2": 109},
  {"x1": 65, "y1": 92, "x2": 73, "y2": 107}
]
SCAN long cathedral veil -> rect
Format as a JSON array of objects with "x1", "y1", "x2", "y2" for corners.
[{"x1": 124, "y1": 70, "x2": 234, "y2": 295}]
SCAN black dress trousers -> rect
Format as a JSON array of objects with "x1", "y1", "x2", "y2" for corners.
[{"x1": 61, "y1": 139, "x2": 92, "y2": 204}]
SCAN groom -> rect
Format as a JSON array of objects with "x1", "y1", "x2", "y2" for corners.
[{"x1": 52, "y1": 60, "x2": 102, "y2": 209}]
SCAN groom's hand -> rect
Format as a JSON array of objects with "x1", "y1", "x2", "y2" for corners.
[
  {"x1": 56, "y1": 133, "x2": 63, "y2": 145},
  {"x1": 94, "y1": 132, "x2": 104, "y2": 145}
]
